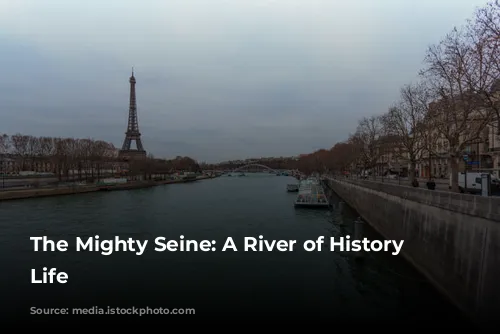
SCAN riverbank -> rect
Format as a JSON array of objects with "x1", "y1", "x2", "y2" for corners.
[{"x1": 0, "y1": 175, "x2": 216, "y2": 202}]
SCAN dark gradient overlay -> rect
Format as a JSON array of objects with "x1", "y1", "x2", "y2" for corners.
[{"x1": 0, "y1": 174, "x2": 473, "y2": 326}]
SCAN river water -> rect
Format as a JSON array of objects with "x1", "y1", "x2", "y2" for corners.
[{"x1": 0, "y1": 173, "x2": 471, "y2": 325}]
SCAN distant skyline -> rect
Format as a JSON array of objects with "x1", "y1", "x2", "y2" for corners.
[{"x1": 0, "y1": 0, "x2": 490, "y2": 163}]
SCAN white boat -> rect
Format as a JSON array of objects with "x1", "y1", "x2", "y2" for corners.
[
  {"x1": 287, "y1": 184, "x2": 299, "y2": 192},
  {"x1": 294, "y1": 183, "x2": 329, "y2": 208},
  {"x1": 298, "y1": 178, "x2": 319, "y2": 189}
]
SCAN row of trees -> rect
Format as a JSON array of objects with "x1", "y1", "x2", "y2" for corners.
[
  {"x1": 133, "y1": 155, "x2": 201, "y2": 181},
  {"x1": 297, "y1": 1, "x2": 500, "y2": 192},
  {"x1": 0, "y1": 133, "x2": 117, "y2": 180},
  {"x1": 0, "y1": 133, "x2": 201, "y2": 180},
  {"x1": 150, "y1": 156, "x2": 201, "y2": 173}
]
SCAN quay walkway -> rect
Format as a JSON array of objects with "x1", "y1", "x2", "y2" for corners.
[{"x1": 349, "y1": 176, "x2": 450, "y2": 190}]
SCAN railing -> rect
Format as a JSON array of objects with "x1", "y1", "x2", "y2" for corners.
[{"x1": 330, "y1": 176, "x2": 500, "y2": 221}]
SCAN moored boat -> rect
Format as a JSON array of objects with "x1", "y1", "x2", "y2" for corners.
[
  {"x1": 294, "y1": 183, "x2": 329, "y2": 208},
  {"x1": 287, "y1": 184, "x2": 299, "y2": 192}
]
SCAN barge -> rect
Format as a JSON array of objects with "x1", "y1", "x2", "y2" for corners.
[{"x1": 294, "y1": 179, "x2": 329, "y2": 208}]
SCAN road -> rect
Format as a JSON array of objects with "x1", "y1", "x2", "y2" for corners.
[
  {"x1": 335, "y1": 176, "x2": 500, "y2": 197},
  {"x1": 344, "y1": 176, "x2": 451, "y2": 191},
  {"x1": 0, "y1": 177, "x2": 59, "y2": 190}
]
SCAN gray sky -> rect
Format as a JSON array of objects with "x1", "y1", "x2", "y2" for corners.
[{"x1": 0, "y1": 0, "x2": 489, "y2": 163}]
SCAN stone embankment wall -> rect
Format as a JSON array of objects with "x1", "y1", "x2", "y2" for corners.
[
  {"x1": 327, "y1": 178, "x2": 500, "y2": 325},
  {"x1": 0, "y1": 185, "x2": 99, "y2": 201},
  {"x1": 0, "y1": 175, "x2": 217, "y2": 202}
]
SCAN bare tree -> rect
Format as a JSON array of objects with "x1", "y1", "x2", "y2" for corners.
[
  {"x1": 0, "y1": 134, "x2": 8, "y2": 150},
  {"x1": 53, "y1": 138, "x2": 73, "y2": 180},
  {"x1": 418, "y1": 118, "x2": 442, "y2": 180},
  {"x1": 26, "y1": 136, "x2": 41, "y2": 171},
  {"x1": 353, "y1": 115, "x2": 384, "y2": 177},
  {"x1": 466, "y1": 0, "x2": 500, "y2": 132},
  {"x1": 421, "y1": 27, "x2": 495, "y2": 191},
  {"x1": 39, "y1": 137, "x2": 55, "y2": 158},
  {"x1": 382, "y1": 82, "x2": 432, "y2": 182},
  {"x1": 0, "y1": 134, "x2": 10, "y2": 155},
  {"x1": 144, "y1": 154, "x2": 157, "y2": 180},
  {"x1": 474, "y1": 1, "x2": 500, "y2": 39},
  {"x1": 0, "y1": 134, "x2": 10, "y2": 175},
  {"x1": 472, "y1": 0, "x2": 500, "y2": 71},
  {"x1": 10, "y1": 134, "x2": 30, "y2": 171},
  {"x1": 90, "y1": 140, "x2": 113, "y2": 181},
  {"x1": 35, "y1": 137, "x2": 54, "y2": 174},
  {"x1": 345, "y1": 134, "x2": 363, "y2": 176},
  {"x1": 76, "y1": 139, "x2": 92, "y2": 180},
  {"x1": 328, "y1": 141, "x2": 359, "y2": 174}
]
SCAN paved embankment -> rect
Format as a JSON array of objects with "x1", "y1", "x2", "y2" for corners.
[
  {"x1": 0, "y1": 185, "x2": 99, "y2": 201},
  {"x1": 357, "y1": 176, "x2": 450, "y2": 191},
  {"x1": 0, "y1": 175, "x2": 216, "y2": 201},
  {"x1": 326, "y1": 177, "x2": 500, "y2": 327},
  {"x1": 0, "y1": 177, "x2": 59, "y2": 189}
]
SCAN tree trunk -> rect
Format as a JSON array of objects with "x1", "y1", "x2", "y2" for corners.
[
  {"x1": 78, "y1": 162, "x2": 82, "y2": 181},
  {"x1": 64, "y1": 164, "x2": 69, "y2": 181},
  {"x1": 409, "y1": 161, "x2": 417, "y2": 182},
  {"x1": 450, "y1": 156, "x2": 459, "y2": 192},
  {"x1": 57, "y1": 162, "x2": 62, "y2": 181},
  {"x1": 428, "y1": 153, "x2": 432, "y2": 180}
]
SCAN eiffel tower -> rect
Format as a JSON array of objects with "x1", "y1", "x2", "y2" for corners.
[{"x1": 118, "y1": 69, "x2": 147, "y2": 160}]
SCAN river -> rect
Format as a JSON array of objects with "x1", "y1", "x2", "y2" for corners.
[{"x1": 0, "y1": 173, "x2": 471, "y2": 325}]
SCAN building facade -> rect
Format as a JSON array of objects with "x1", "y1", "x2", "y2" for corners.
[{"x1": 414, "y1": 114, "x2": 500, "y2": 179}]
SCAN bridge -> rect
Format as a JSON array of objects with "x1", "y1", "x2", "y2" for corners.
[{"x1": 232, "y1": 164, "x2": 279, "y2": 174}]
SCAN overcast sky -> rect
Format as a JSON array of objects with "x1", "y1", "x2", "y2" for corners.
[{"x1": 0, "y1": 0, "x2": 489, "y2": 163}]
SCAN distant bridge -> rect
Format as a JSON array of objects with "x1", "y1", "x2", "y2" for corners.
[{"x1": 232, "y1": 164, "x2": 279, "y2": 174}]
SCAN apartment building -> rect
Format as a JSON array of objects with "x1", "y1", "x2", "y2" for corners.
[
  {"x1": 0, "y1": 154, "x2": 54, "y2": 174},
  {"x1": 414, "y1": 81, "x2": 500, "y2": 179},
  {"x1": 414, "y1": 115, "x2": 500, "y2": 179}
]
